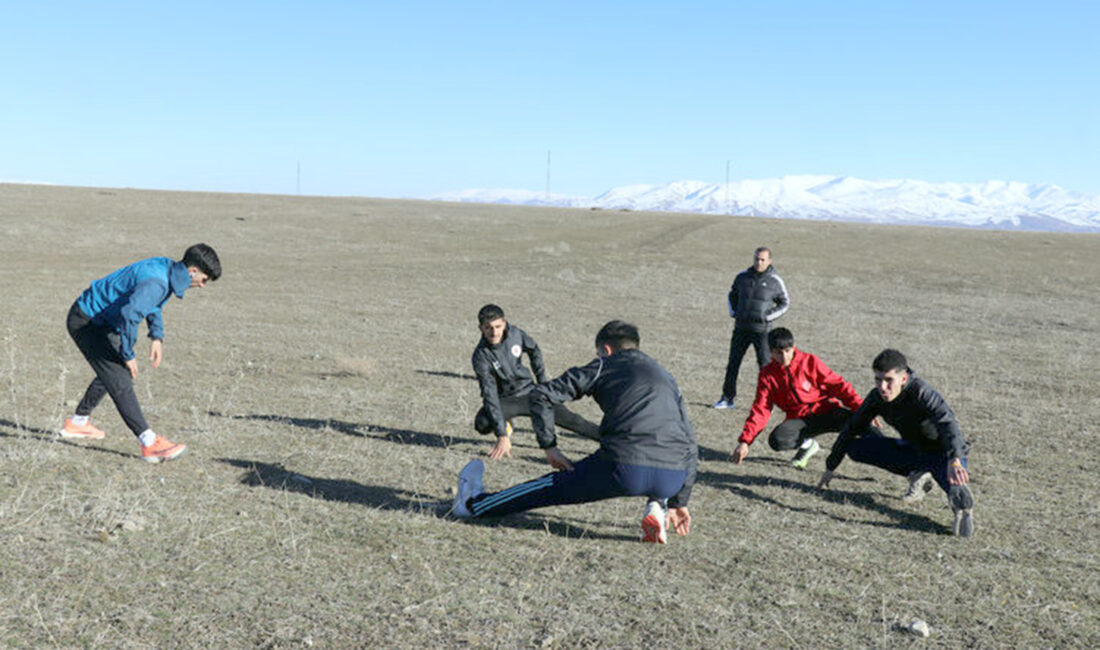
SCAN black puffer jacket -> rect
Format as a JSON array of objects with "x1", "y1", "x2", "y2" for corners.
[{"x1": 728, "y1": 265, "x2": 790, "y2": 333}]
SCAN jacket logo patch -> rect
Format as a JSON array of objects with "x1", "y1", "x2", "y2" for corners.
[
  {"x1": 511, "y1": 344, "x2": 522, "y2": 358},
  {"x1": 802, "y1": 380, "x2": 812, "y2": 391}
]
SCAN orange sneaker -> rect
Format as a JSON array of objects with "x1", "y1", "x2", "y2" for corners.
[
  {"x1": 141, "y1": 436, "x2": 187, "y2": 463},
  {"x1": 641, "y1": 500, "x2": 668, "y2": 544},
  {"x1": 59, "y1": 418, "x2": 106, "y2": 440}
]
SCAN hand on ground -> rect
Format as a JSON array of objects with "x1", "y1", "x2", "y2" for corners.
[
  {"x1": 544, "y1": 447, "x2": 574, "y2": 471},
  {"x1": 668, "y1": 507, "x2": 691, "y2": 536},
  {"x1": 487, "y1": 435, "x2": 512, "y2": 459},
  {"x1": 731, "y1": 442, "x2": 749, "y2": 464},
  {"x1": 816, "y1": 469, "x2": 834, "y2": 490}
]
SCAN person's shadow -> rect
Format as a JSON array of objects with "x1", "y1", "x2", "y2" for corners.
[
  {"x1": 217, "y1": 457, "x2": 637, "y2": 541},
  {"x1": 217, "y1": 457, "x2": 438, "y2": 511},
  {"x1": 699, "y1": 469, "x2": 950, "y2": 534},
  {"x1": 208, "y1": 411, "x2": 483, "y2": 448},
  {"x1": 415, "y1": 369, "x2": 477, "y2": 381}
]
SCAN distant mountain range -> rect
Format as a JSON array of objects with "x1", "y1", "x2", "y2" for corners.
[{"x1": 431, "y1": 176, "x2": 1100, "y2": 233}]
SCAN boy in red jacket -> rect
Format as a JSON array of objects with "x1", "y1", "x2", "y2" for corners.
[{"x1": 731, "y1": 328, "x2": 866, "y2": 469}]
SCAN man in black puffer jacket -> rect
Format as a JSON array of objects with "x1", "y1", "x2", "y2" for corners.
[{"x1": 714, "y1": 246, "x2": 790, "y2": 409}]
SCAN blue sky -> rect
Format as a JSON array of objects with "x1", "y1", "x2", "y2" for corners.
[{"x1": 3, "y1": 1, "x2": 1097, "y2": 197}]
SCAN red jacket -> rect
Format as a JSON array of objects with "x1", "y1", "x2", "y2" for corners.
[{"x1": 740, "y1": 348, "x2": 862, "y2": 444}]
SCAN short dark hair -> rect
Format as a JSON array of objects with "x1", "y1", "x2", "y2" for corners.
[
  {"x1": 872, "y1": 349, "x2": 909, "y2": 373},
  {"x1": 595, "y1": 320, "x2": 639, "y2": 351},
  {"x1": 754, "y1": 246, "x2": 771, "y2": 257},
  {"x1": 768, "y1": 327, "x2": 794, "y2": 350},
  {"x1": 477, "y1": 304, "x2": 505, "y2": 325},
  {"x1": 182, "y1": 243, "x2": 221, "y2": 281}
]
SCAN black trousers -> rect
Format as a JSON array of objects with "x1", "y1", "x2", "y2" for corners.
[
  {"x1": 475, "y1": 393, "x2": 600, "y2": 440},
  {"x1": 846, "y1": 429, "x2": 974, "y2": 511},
  {"x1": 66, "y1": 301, "x2": 149, "y2": 437},
  {"x1": 768, "y1": 408, "x2": 855, "y2": 451},
  {"x1": 721, "y1": 327, "x2": 770, "y2": 401}
]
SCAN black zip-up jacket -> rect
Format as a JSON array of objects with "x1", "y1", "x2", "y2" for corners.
[
  {"x1": 825, "y1": 369, "x2": 970, "y2": 472},
  {"x1": 728, "y1": 265, "x2": 790, "y2": 333},
  {"x1": 472, "y1": 325, "x2": 547, "y2": 436},
  {"x1": 529, "y1": 348, "x2": 698, "y2": 507}
]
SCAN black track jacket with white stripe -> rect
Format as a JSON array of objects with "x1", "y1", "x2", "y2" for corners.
[
  {"x1": 825, "y1": 370, "x2": 970, "y2": 472},
  {"x1": 530, "y1": 348, "x2": 699, "y2": 507},
  {"x1": 728, "y1": 265, "x2": 790, "y2": 333},
  {"x1": 472, "y1": 324, "x2": 547, "y2": 436}
]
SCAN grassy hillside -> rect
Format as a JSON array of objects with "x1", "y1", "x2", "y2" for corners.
[{"x1": 1, "y1": 183, "x2": 1097, "y2": 648}]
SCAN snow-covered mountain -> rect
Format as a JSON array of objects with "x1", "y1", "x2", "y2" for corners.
[{"x1": 432, "y1": 176, "x2": 1100, "y2": 233}]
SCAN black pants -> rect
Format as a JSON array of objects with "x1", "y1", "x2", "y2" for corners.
[
  {"x1": 475, "y1": 393, "x2": 600, "y2": 440},
  {"x1": 768, "y1": 408, "x2": 855, "y2": 451},
  {"x1": 66, "y1": 301, "x2": 149, "y2": 437},
  {"x1": 721, "y1": 328, "x2": 770, "y2": 401},
  {"x1": 846, "y1": 428, "x2": 974, "y2": 511}
]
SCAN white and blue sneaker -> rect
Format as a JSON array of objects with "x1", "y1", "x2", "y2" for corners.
[
  {"x1": 452, "y1": 459, "x2": 485, "y2": 519},
  {"x1": 712, "y1": 397, "x2": 735, "y2": 410}
]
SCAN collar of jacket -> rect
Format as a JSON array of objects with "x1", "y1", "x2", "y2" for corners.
[{"x1": 168, "y1": 261, "x2": 191, "y2": 299}]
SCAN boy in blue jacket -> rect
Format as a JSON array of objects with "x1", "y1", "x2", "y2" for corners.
[{"x1": 60, "y1": 243, "x2": 221, "y2": 462}]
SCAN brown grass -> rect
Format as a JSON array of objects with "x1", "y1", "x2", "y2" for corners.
[{"x1": 1, "y1": 182, "x2": 1097, "y2": 648}]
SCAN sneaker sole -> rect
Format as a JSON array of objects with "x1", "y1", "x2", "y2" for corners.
[
  {"x1": 641, "y1": 514, "x2": 666, "y2": 544},
  {"x1": 142, "y1": 446, "x2": 187, "y2": 463},
  {"x1": 954, "y1": 511, "x2": 975, "y2": 537},
  {"x1": 790, "y1": 456, "x2": 814, "y2": 470},
  {"x1": 58, "y1": 430, "x2": 105, "y2": 440}
]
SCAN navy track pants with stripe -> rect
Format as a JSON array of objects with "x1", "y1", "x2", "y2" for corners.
[{"x1": 468, "y1": 453, "x2": 688, "y2": 518}]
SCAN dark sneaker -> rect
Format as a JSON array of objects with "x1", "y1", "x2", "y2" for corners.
[{"x1": 953, "y1": 507, "x2": 975, "y2": 537}]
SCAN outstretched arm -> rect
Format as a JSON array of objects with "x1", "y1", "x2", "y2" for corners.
[{"x1": 530, "y1": 358, "x2": 603, "y2": 450}]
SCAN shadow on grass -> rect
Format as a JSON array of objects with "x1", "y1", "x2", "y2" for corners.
[
  {"x1": 217, "y1": 457, "x2": 439, "y2": 512},
  {"x1": 0, "y1": 417, "x2": 136, "y2": 460},
  {"x1": 208, "y1": 411, "x2": 482, "y2": 448},
  {"x1": 217, "y1": 457, "x2": 636, "y2": 541},
  {"x1": 471, "y1": 511, "x2": 639, "y2": 542},
  {"x1": 699, "y1": 469, "x2": 950, "y2": 535},
  {"x1": 416, "y1": 369, "x2": 477, "y2": 381}
]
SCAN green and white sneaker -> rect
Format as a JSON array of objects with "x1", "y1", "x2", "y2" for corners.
[{"x1": 790, "y1": 438, "x2": 820, "y2": 469}]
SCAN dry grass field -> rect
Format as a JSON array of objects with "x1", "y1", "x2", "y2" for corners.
[{"x1": 1, "y1": 182, "x2": 1097, "y2": 648}]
